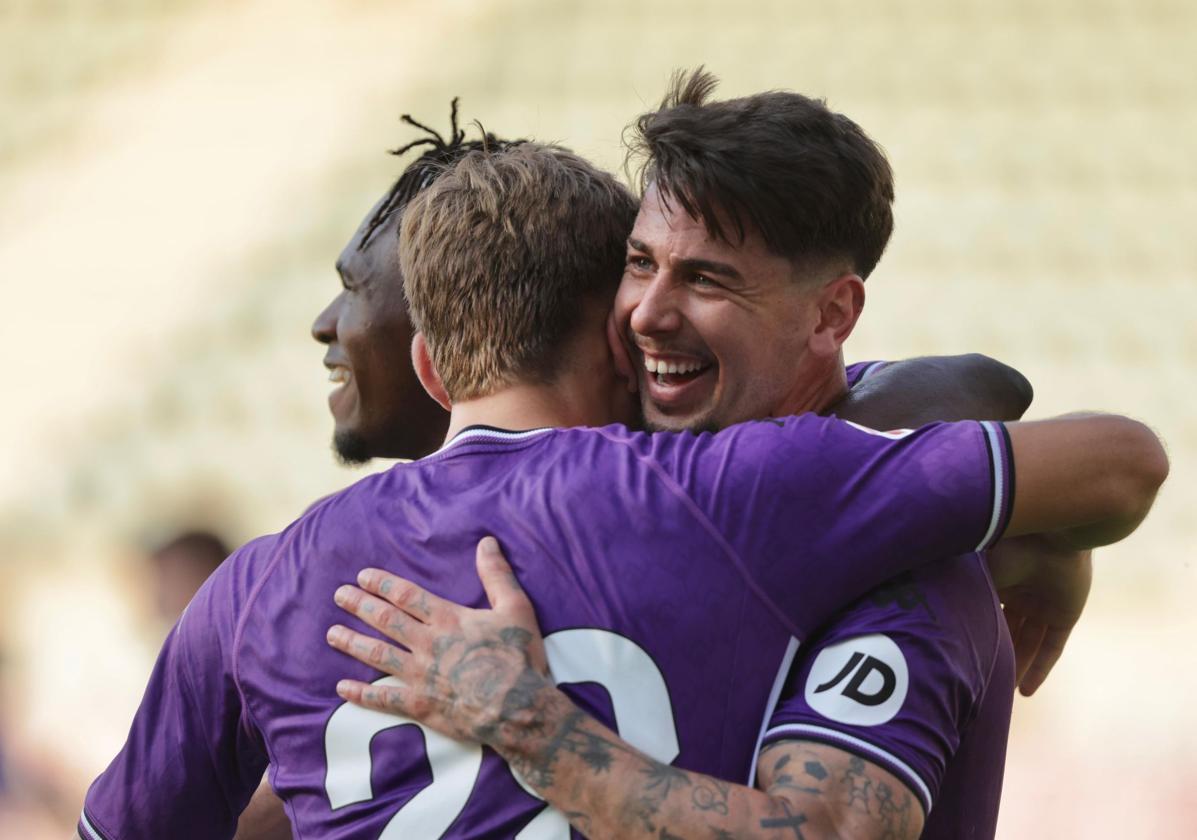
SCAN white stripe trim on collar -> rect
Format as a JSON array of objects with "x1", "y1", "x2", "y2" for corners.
[{"x1": 433, "y1": 426, "x2": 554, "y2": 456}]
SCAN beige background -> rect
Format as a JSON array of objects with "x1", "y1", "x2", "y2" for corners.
[{"x1": 1, "y1": 0, "x2": 1193, "y2": 836}]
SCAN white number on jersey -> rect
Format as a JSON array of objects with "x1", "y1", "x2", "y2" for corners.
[{"x1": 323, "y1": 628, "x2": 679, "y2": 839}]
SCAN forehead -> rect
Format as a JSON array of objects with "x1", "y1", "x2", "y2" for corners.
[
  {"x1": 337, "y1": 199, "x2": 403, "y2": 280},
  {"x1": 631, "y1": 185, "x2": 782, "y2": 273}
]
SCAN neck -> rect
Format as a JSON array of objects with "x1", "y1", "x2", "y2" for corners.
[
  {"x1": 776, "y1": 353, "x2": 850, "y2": 417},
  {"x1": 442, "y1": 378, "x2": 615, "y2": 445}
]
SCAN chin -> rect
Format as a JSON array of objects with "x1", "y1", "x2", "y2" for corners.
[
  {"x1": 332, "y1": 429, "x2": 374, "y2": 465},
  {"x1": 643, "y1": 403, "x2": 725, "y2": 435}
]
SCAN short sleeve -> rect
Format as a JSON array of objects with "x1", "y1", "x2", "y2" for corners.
[
  {"x1": 671, "y1": 415, "x2": 1014, "y2": 639},
  {"x1": 760, "y1": 559, "x2": 1001, "y2": 814},
  {"x1": 79, "y1": 538, "x2": 275, "y2": 840},
  {"x1": 845, "y1": 360, "x2": 887, "y2": 387}
]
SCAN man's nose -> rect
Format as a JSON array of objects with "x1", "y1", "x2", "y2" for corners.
[
  {"x1": 629, "y1": 274, "x2": 682, "y2": 338},
  {"x1": 311, "y1": 293, "x2": 343, "y2": 345}
]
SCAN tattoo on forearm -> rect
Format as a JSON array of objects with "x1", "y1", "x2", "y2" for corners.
[
  {"x1": 759, "y1": 799, "x2": 809, "y2": 840},
  {"x1": 842, "y1": 757, "x2": 872, "y2": 813},
  {"x1": 634, "y1": 763, "x2": 692, "y2": 831},
  {"x1": 803, "y1": 761, "x2": 828, "y2": 782},
  {"x1": 691, "y1": 777, "x2": 731, "y2": 815},
  {"x1": 764, "y1": 749, "x2": 825, "y2": 798},
  {"x1": 874, "y1": 780, "x2": 914, "y2": 840}
]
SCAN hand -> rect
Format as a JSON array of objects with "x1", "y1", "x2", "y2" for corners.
[
  {"x1": 987, "y1": 534, "x2": 1093, "y2": 696},
  {"x1": 326, "y1": 536, "x2": 551, "y2": 745}
]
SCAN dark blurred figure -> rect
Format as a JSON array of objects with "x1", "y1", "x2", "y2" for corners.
[{"x1": 149, "y1": 531, "x2": 229, "y2": 624}]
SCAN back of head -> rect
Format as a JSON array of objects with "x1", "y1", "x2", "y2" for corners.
[
  {"x1": 357, "y1": 99, "x2": 527, "y2": 251},
  {"x1": 401, "y1": 143, "x2": 637, "y2": 401},
  {"x1": 629, "y1": 68, "x2": 894, "y2": 278}
]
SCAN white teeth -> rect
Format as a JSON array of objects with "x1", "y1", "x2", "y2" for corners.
[
  {"x1": 328, "y1": 367, "x2": 350, "y2": 384},
  {"x1": 643, "y1": 356, "x2": 706, "y2": 377}
]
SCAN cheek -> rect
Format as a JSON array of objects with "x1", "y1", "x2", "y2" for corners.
[{"x1": 612, "y1": 283, "x2": 638, "y2": 331}]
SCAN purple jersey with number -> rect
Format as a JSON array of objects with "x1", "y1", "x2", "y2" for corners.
[
  {"x1": 81, "y1": 415, "x2": 1012, "y2": 840},
  {"x1": 763, "y1": 554, "x2": 1015, "y2": 839}
]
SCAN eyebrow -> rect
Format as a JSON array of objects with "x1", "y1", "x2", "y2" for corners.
[{"x1": 627, "y1": 237, "x2": 743, "y2": 281}]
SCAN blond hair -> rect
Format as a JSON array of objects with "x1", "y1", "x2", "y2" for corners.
[{"x1": 400, "y1": 143, "x2": 637, "y2": 400}]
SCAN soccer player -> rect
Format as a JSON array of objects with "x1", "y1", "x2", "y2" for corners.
[
  {"x1": 322, "y1": 84, "x2": 1148, "y2": 839},
  {"x1": 295, "y1": 100, "x2": 1039, "y2": 840},
  {"x1": 77, "y1": 140, "x2": 1165, "y2": 840},
  {"x1": 311, "y1": 102, "x2": 524, "y2": 465}
]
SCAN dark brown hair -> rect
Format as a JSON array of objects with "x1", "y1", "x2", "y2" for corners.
[{"x1": 628, "y1": 68, "x2": 894, "y2": 278}]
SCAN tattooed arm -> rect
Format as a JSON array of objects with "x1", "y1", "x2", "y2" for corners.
[
  {"x1": 756, "y1": 742, "x2": 923, "y2": 840},
  {"x1": 327, "y1": 538, "x2": 923, "y2": 840}
]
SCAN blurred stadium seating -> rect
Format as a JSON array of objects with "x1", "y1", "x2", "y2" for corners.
[{"x1": 0, "y1": 0, "x2": 1193, "y2": 836}]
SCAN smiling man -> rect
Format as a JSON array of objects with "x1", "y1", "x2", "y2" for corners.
[
  {"x1": 311, "y1": 105, "x2": 524, "y2": 464},
  {"x1": 326, "y1": 73, "x2": 1104, "y2": 840},
  {"x1": 77, "y1": 137, "x2": 1166, "y2": 840}
]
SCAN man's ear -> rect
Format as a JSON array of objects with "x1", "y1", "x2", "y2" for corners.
[
  {"x1": 412, "y1": 332, "x2": 452, "y2": 411},
  {"x1": 810, "y1": 273, "x2": 865, "y2": 357}
]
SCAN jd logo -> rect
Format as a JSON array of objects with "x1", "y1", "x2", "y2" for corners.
[
  {"x1": 804, "y1": 634, "x2": 909, "y2": 726},
  {"x1": 813, "y1": 652, "x2": 896, "y2": 706}
]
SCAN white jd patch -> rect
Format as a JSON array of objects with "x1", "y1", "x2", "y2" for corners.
[{"x1": 804, "y1": 634, "x2": 909, "y2": 726}]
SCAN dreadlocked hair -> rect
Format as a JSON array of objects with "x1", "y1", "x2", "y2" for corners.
[{"x1": 358, "y1": 97, "x2": 523, "y2": 249}]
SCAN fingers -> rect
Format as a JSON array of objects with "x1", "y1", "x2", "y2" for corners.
[
  {"x1": 327, "y1": 624, "x2": 409, "y2": 675},
  {"x1": 334, "y1": 584, "x2": 427, "y2": 649},
  {"x1": 1019, "y1": 626, "x2": 1073, "y2": 697},
  {"x1": 475, "y1": 537, "x2": 532, "y2": 616},
  {"x1": 355, "y1": 568, "x2": 447, "y2": 624},
  {"x1": 335, "y1": 677, "x2": 409, "y2": 714},
  {"x1": 1008, "y1": 613, "x2": 1046, "y2": 688}
]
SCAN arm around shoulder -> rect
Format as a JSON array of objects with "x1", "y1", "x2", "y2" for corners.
[
  {"x1": 834, "y1": 353, "x2": 1033, "y2": 428},
  {"x1": 1006, "y1": 413, "x2": 1169, "y2": 550}
]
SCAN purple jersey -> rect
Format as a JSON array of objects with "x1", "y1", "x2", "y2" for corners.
[
  {"x1": 763, "y1": 554, "x2": 1015, "y2": 838},
  {"x1": 846, "y1": 359, "x2": 887, "y2": 388},
  {"x1": 82, "y1": 416, "x2": 1012, "y2": 840}
]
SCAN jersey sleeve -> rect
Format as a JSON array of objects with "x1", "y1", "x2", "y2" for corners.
[
  {"x1": 759, "y1": 562, "x2": 1000, "y2": 814},
  {"x1": 845, "y1": 360, "x2": 887, "y2": 387},
  {"x1": 670, "y1": 415, "x2": 1014, "y2": 640},
  {"x1": 79, "y1": 537, "x2": 275, "y2": 840}
]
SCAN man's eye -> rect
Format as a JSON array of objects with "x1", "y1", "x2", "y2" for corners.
[
  {"x1": 627, "y1": 255, "x2": 652, "y2": 271},
  {"x1": 692, "y1": 274, "x2": 717, "y2": 287}
]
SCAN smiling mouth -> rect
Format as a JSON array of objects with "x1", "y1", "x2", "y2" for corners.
[
  {"x1": 326, "y1": 365, "x2": 356, "y2": 419},
  {"x1": 642, "y1": 354, "x2": 713, "y2": 389}
]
